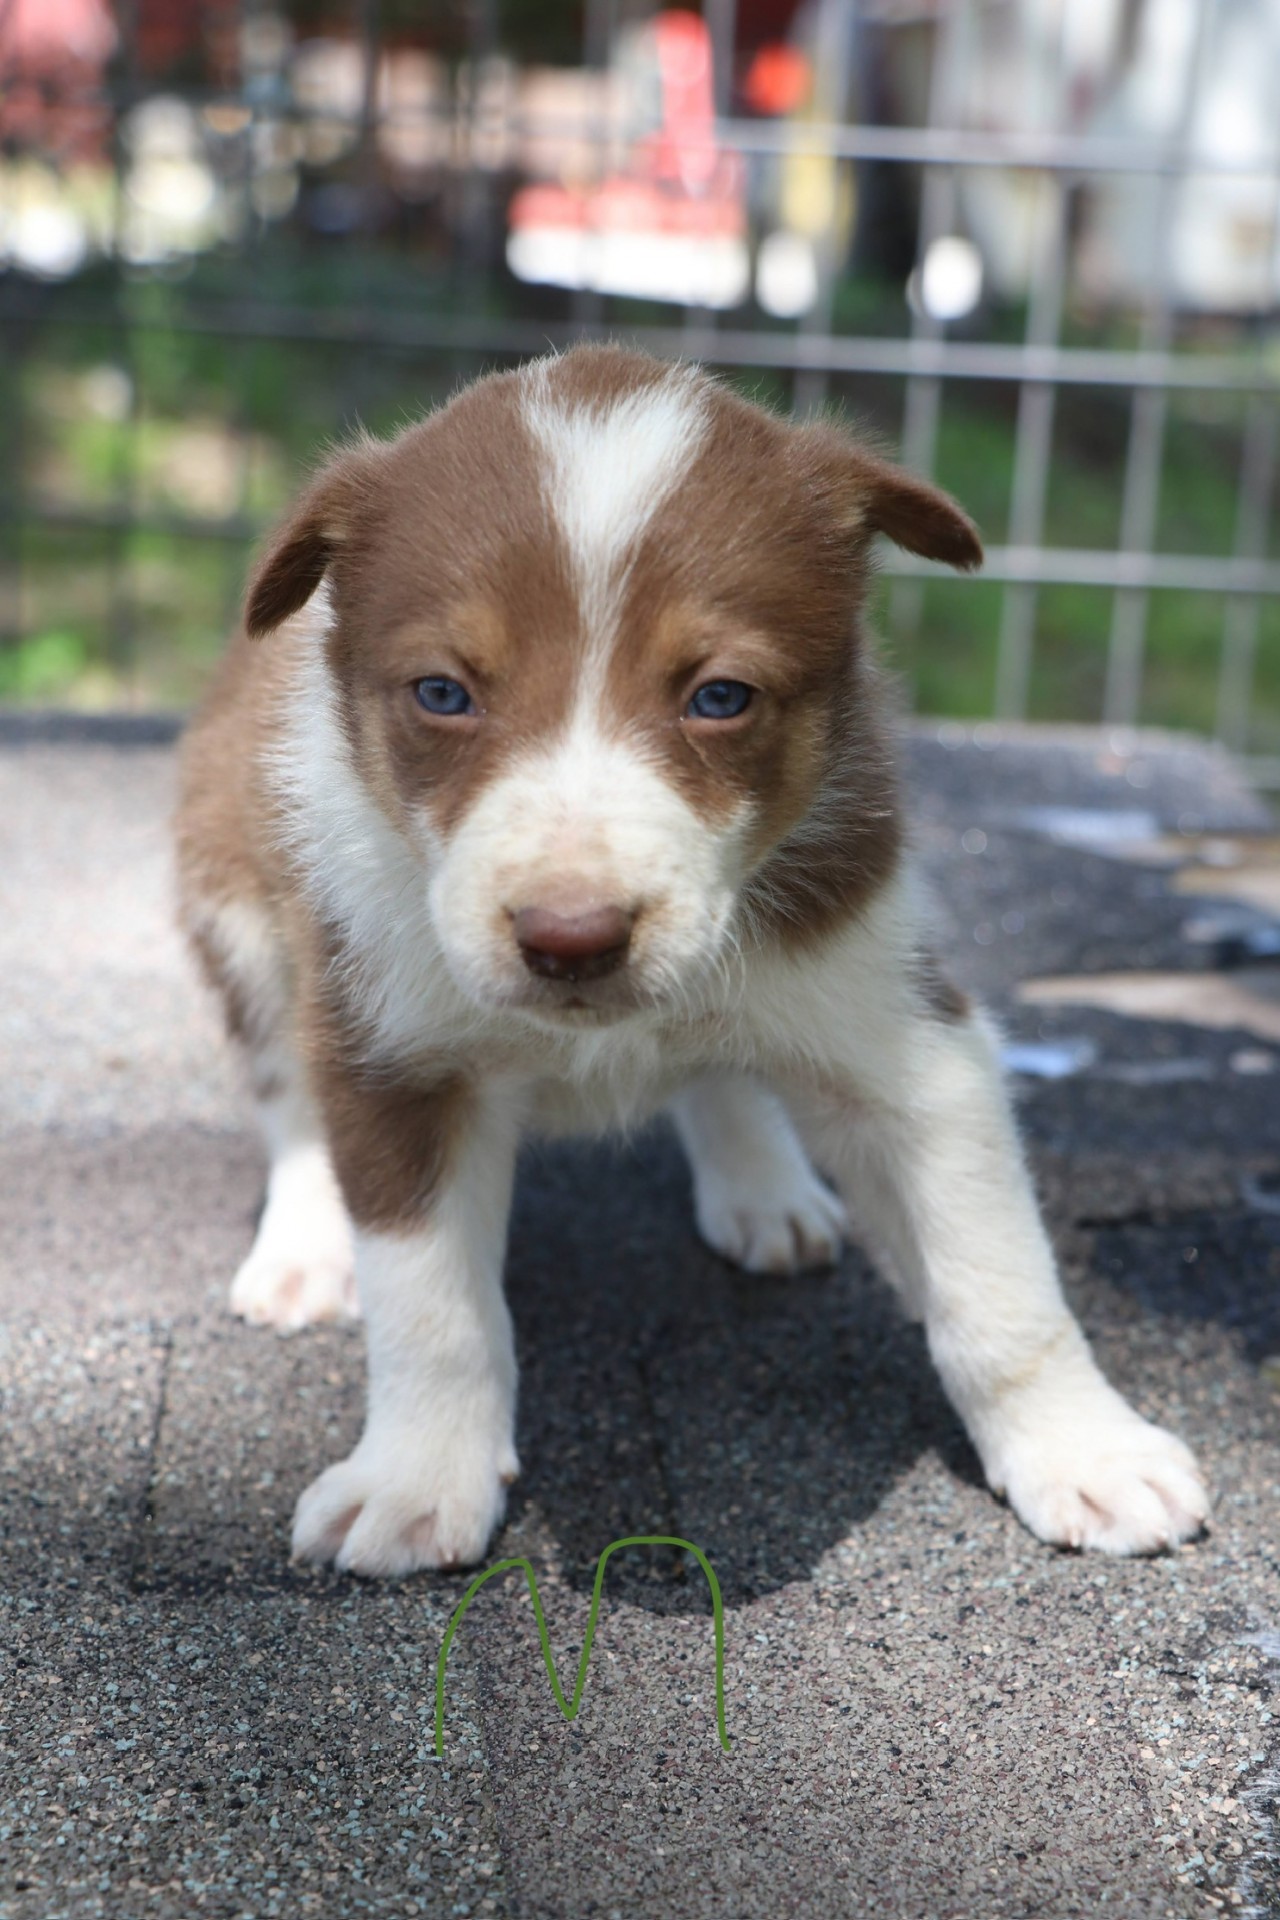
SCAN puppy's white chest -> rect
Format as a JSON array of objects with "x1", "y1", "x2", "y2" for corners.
[{"x1": 524, "y1": 1024, "x2": 716, "y2": 1138}]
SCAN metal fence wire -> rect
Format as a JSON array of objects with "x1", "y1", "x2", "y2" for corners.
[{"x1": 2, "y1": 0, "x2": 1279, "y2": 778}]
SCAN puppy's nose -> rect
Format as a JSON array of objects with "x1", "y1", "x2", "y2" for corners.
[{"x1": 512, "y1": 903, "x2": 634, "y2": 981}]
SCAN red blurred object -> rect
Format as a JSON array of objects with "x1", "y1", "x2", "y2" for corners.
[
  {"x1": 638, "y1": 8, "x2": 719, "y2": 191},
  {"x1": 507, "y1": 9, "x2": 748, "y2": 305},
  {"x1": 742, "y1": 43, "x2": 811, "y2": 117},
  {"x1": 0, "y1": 0, "x2": 116, "y2": 158},
  {"x1": 0, "y1": 0, "x2": 115, "y2": 64},
  {"x1": 513, "y1": 175, "x2": 744, "y2": 242}
]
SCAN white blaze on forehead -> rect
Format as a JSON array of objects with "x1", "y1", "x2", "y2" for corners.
[{"x1": 522, "y1": 360, "x2": 709, "y2": 650}]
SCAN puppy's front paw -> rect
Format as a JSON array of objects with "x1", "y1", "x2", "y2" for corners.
[
  {"x1": 989, "y1": 1396, "x2": 1208, "y2": 1555},
  {"x1": 695, "y1": 1165, "x2": 846, "y2": 1275},
  {"x1": 291, "y1": 1421, "x2": 519, "y2": 1577},
  {"x1": 231, "y1": 1245, "x2": 358, "y2": 1333}
]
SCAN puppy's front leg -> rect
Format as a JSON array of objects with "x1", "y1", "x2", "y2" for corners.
[
  {"x1": 798, "y1": 985, "x2": 1208, "y2": 1554},
  {"x1": 291, "y1": 1073, "x2": 521, "y2": 1577}
]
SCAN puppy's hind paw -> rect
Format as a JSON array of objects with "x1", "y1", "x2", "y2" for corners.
[
  {"x1": 231, "y1": 1145, "x2": 357, "y2": 1333},
  {"x1": 696, "y1": 1165, "x2": 847, "y2": 1275},
  {"x1": 230, "y1": 1247, "x2": 359, "y2": 1334}
]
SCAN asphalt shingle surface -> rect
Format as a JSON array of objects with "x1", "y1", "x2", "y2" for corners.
[{"x1": 2, "y1": 719, "x2": 1279, "y2": 1919}]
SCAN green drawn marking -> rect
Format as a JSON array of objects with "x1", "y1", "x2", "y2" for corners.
[{"x1": 434, "y1": 1535, "x2": 730, "y2": 1757}]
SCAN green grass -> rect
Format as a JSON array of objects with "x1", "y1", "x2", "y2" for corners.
[{"x1": 1, "y1": 251, "x2": 1277, "y2": 748}]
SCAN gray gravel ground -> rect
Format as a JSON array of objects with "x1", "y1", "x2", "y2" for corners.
[{"x1": 2, "y1": 719, "x2": 1279, "y2": 1919}]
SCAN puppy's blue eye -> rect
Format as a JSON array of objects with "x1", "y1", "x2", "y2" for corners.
[
  {"x1": 687, "y1": 679, "x2": 752, "y2": 721},
  {"x1": 415, "y1": 676, "x2": 473, "y2": 716}
]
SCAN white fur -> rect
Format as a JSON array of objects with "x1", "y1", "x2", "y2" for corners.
[
  {"x1": 291, "y1": 1087, "x2": 521, "y2": 1576},
  {"x1": 522, "y1": 358, "x2": 707, "y2": 670},
  {"x1": 428, "y1": 709, "x2": 753, "y2": 1026}
]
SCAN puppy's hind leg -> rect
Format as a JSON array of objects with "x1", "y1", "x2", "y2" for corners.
[
  {"x1": 669, "y1": 1075, "x2": 846, "y2": 1275},
  {"x1": 190, "y1": 898, "x2": 356, "y2": 1334},
  {"x1": 234, "y1": 1064, "x2": 358, "y2": 1335}
]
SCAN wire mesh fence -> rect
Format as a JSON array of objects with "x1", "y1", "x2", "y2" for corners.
[{"x1": 2, "y1": 0, "x2": 1279, "y2": 777}]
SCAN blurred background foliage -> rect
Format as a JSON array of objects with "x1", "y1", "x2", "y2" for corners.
[{"x1": 1, "y1": 0, "x2": 1278, "y2": 756}]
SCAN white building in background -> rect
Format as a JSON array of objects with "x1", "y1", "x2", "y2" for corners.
[
  {"x1": 948, "y1": 0, "x2": 1280, "y2": 312},
  {"x1": 501, "y1": 0, "x2": 1280, "y2": 320}
]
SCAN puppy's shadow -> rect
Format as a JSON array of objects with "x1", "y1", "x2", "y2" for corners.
[{"x1": 502, "y1": 1130, "x2": 976, "y2": 1616}]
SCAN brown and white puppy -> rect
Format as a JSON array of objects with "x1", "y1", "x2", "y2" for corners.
[{"x1": 176, "y1": 345, "x2": 1208, "y2": 1577}]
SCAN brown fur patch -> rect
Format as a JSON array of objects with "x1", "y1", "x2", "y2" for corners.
[
  {"x1": 175, "y1": 638, "x2": 293, "y2": 1059},
  {"x1": 309, "y1": 1026, "x2": 473, "y2": 1231},
  {"x1": 174, "y1": 642, "x2": 276, "y2": 922}
]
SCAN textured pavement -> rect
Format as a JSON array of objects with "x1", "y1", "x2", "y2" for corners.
[{"x1": 2, "y1": 717, "x2": 1279, "y2": 1919}]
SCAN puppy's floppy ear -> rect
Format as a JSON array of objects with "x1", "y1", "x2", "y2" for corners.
[
  {"x1": 850, "y1": 448, "x2": 984, "y2": 571},
  {"x1": 243, "y1": 439, "x2": 386, "y2": 637},
  {"x1": 805, "y1": 425, "x2": 983, "y2": 573}
]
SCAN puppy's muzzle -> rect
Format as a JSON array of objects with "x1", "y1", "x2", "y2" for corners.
[{"x1": 512, "y1": 902, "x2": 634, "y2": 982}]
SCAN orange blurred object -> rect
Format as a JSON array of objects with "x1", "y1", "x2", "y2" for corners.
[{"x1": 742, "y1": 43, "x2": 811, "y2": 117}]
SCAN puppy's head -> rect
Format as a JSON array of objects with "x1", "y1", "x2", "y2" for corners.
[{"x1": 248, "y1": 347, "x2": 980, "y2": 1025}]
